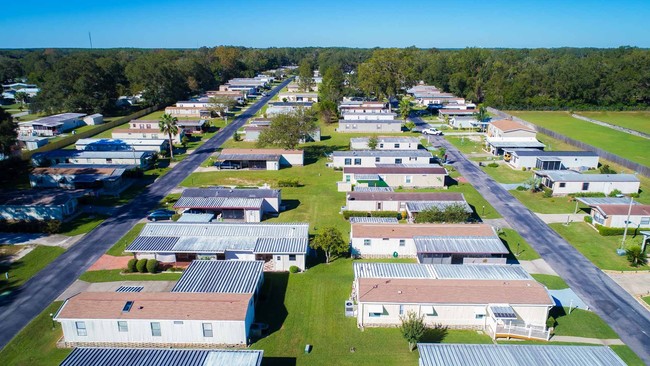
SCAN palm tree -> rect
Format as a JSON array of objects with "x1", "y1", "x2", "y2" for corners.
[
  {"x1": 399, "y1": 97, "x2": 411, "y2": 121},
  {"x1": 159, "y1": 113, "x2": 179, "y2": 159},
  {"x1": 474, "y1": 105, "x2": 489, "y2": 122}
]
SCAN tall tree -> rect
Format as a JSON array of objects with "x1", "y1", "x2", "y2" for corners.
[
  {"x1": 399, "y1": 311, "x2": 426, "y2": 352},
  {"x1": 158, "y1": 113, "x2": 179, "y2": 159},
  {"x1": 314, "y1": 100, "x2": 338, "y2": 124},
  {"x1": 474, "y1": 105, "x2": 489, "y2": 122},
  {"x1": 399, "y1": 97, "x2": 412, "y2": 121},
  {"x1": 14, "y1": 91, "x2": 29, "y2": 108},
  {"x1": 298, "y1": 58, "x2": 314, "y2": 92},
  {"x1": 319, "y1": 65, "x2": 345, "y2": 103},
  {"x1": 357, "y1": 49, "x2": 416, "y2": 100},
  {"x1": 310, "y1": 226, "x2": 347, "y2": 264},
  {"x1": 257, "y1": 109, "x2": 317, "y2": 150},
  {"x1": 208, "y1": 96, "x2": 238, "y2": 117},
  {"x1": 126, "y1": 52, "x2": 188, "y2": 106},
  {"x1": 0, "y1": 108, "x2": 17, "y2": 157}
]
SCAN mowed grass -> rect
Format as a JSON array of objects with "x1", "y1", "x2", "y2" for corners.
[
  {"x1": 507, "y1": 111, "x2": 650, "y2": 167},
  {"x1": 59, "y1": 214, "x2": 108, "y2": 236},
  {"x1": 481, "y1": 163, "x2": 533, "y2": 184},
  {"x1": 644, "y1": 296, "x2": 650, "y2": 306},
  {"x1": 549, "y1": 307, "x2": 619, "y2": 339},
  {"x1": 549, "y1": 222, "x2": 646, "y2": 271},
  {"x1": 251, "y1": 258, "x2": 493, "y2": 366},
  {"x1": 0, "y1": 246, "x2": 66, "y2": 292},
  {"x1": 609, "y1": 345, "x2": 646, "y2": 366},
  {"x1": 509, "y1": 189, "x2": 579, "y2": 214},
  {"x1": 78, "y1": 269, "x2": 182, "y2": 283},
  {"x1": 445, "y1": 135, "x2": 485, "y2": 155},
  {"x1": 106, "y1": 223, "x2": 145, "y2": 256},
  {"x1": 578, "y1": 111, "x2": 650, "y2": 133},
  {"x1": 531, "y1": 274, "x2": 569, "y2": 290},
  {"x1": 498, "y1": 228, "x2": 541, "y2": 261}
]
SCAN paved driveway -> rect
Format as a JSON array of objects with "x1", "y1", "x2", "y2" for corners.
[
  {"x1": 433, "y1": 136, "x2": 650, "y2": 363},
  {"x1": 0, "y1": 77, "x2": 294, "y2": 350}
]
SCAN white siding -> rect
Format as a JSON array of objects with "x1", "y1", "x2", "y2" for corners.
[
  {"x1": 332, "y1": 155, "x2": 430, "y2": 168},
  {"x1": 346, "y1": 199, "x2": 403, "y2": 212},
  {"x1": 350, "y1": 238, "x2": 416, "y2": 257},
  {"x1": 273, "y1": 253, "x2": 305, "y2": 271},
  {"x1": 337, "y1": 122, "x2": 402, "y2": 133},
  {"x1": 225, "y1": 251, "x2": 257, "y2": 261},
  {"x1": 550, "y1": 180, "x2": 640, "y2": 195}
]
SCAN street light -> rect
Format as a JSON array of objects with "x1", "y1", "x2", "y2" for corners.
[
  {"x1": 482, "y1": 205, "x2": 485, "y2": 216},
  {"x1": 620, "y1": 196, "x2": 634, "y2": 249}
]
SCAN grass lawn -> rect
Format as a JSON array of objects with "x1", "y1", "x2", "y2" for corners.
[
  {"x1": 509, "y1": 189, "x2": 578, "y2": 214},
  {"x1": 106, "y1": 223, "x2": 145, "y2": 256},
  {"x1": 251, "y1": 258, "x2": 493, "y2": 365},
  {"x1": 0, "y1": 246, "x2": 65, "y2": 292},
  {"x1": 0, "y1": 301, "x2": 70, "y2": 366},
  {"x1": 498, "y1": 228, "x2": 541, "y2": 261},
  {"x1": 549, "y1": 307, "x2": 619, "y2": 339},
  {"x1": 481, "y1": 164, "x2": 533, "y2": 184},
  {"x1": 507, "y1": 111, "x2": 650, "y2": 168},
  {"x1": 578, "y1": 111, "x2": 650, "y2": 133},
  {"x1": 445, "y1": 135, "x2": 484, "y2": 155},
  {"x1": 644, "y1": 296, "x2": 650, "y2": 306},
  {"x1": 549, "y1": 222, "x2": 646, "y2": 271},
  {"x1": 610, "y1": 345, "x2": 646, "y2": 366},
  {"x1": 78, "y1": 269, "x2": 182, "y2": 283},
  {"x1": 531, "y1": 274, "x2": 569, "y2": 290},
  {"x1": 59, "y1": 214, "x2": 108, "y2": 236}
]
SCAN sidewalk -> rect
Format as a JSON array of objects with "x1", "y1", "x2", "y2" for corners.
[
  {"x1": 519, "y1": 259, "x2": 559, "y2": 275},
  {"x1": 535, "y1": 213, "x2": 586, "y2": 224},
  {"x1": 550, "y1": 335, "x2": 624, "y2": 345}
]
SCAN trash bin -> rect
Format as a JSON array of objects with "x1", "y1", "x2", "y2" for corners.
[{"x1": 304, "y1": 344, "x2": 312, "y2": 354}]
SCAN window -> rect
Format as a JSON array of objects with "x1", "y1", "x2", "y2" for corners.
[
  {"x1": 75, "y1": 321, "x2": 87, "y2": 336},
  {"x1": 117, "y1": 321, "x2": 128, "y2": 332},
  {"x1": 202, "y1": 323, "x2": 213, "y2": 337},
  {"x1": 151, "y1": 322, "x2": 161, "y2": 337},
  {"x1": 582, "y1": 182, "x2": 590, "y2": 191},
  {"x1": 379, "y1": 143, "x2": 384, "y2": 149},
  {"x1": 276, "y1": 256, "x2": 281, "y2": 261},
  {"x1": 344, "y1": 158, "x2": 352, "y2": 165},
  {"x1": 345, "y1": 175, "x2": 351, "y2": 182},
  {"x1": 641, "y1": 217, "x2": 650, "y2": 226},
  {"x1": 106, "y1": 158, "x2": 113, "y2": 164},
  {"x1": 289, "y1": 254, "x2": 296, "y2": 261},
  {"x1": 377, "y1": 124, "x2": 381, "y2": 130},
  {"x1": 399, "y1": 239, "x2": 406, "y2": 247},
  {"x1": 395, "y1": 158, "x2": 402, "y2": 164},
  {"x1": 364, "y1": 239, "x2": 371, "y2": 246},
  {"x1": 475, "y1": 314, "x2": 485, "y2": 320},
  {"x1": 559, "y1": 182, "x2": 566, "y2": 188},
  {"x1": 375, "y1": 157, "x2": 380, "y2": 163},
  {"x1": 346, "y1": 124, "x2": 350, "y2": 129},
  {"x1": 394, "y1": 143, "x2": 400, "y2": 149},
  {"x1": 399, "y1": 305, "x2": 404, "y2": 315},
  {"x1": 354, "y1": 158, "x2": 362, "y2": 165},
  {"x1": 353, "y1": 124, "x2": 357, "y2": 129},
  {"x1": 405, "y1": 176, "x2": 412, "y2": 184},
  {"x1": 173, "y1": 321, "x2": 184, "y2": 325}
]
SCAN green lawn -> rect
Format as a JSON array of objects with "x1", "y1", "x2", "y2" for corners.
[
  {"x1": 106, "y1": 223, "x2": 145, "y2": 256},
  {"x1": 507, "y1": 111, "x2": 650, "y2": 168},
  {"x1": 644, "y1": 296, "x2": 650, "y2": 306},
  {"x1": 251, "y1": 258, "x2": 493, "y2": 365},
  {"x1": 509, "y1": 189, "x2": 578, "y2": 214},
  {"x1": 59, "y1": 214, "x2": 108, "y2": 236},
  {"x1": 445, "y1": 135, "x2": 485, "y2": 155},
  {"x1": 549, "y1": 307, "x2": 619, "y2": 339},
  {"x1": 0, "y1": 301, "x2": 70, "y2": 366},
  {"x1": 610, "y1": 345, "x2": 646, "y2": 366},
  {"x1": 531, "y1": 274, "x2": 569, "y2": 290},
  {"x1": 498, "y1": 228, "x2": 541, "y2": 261},
  {"x1": 549, "y1": 222, "x2": 646, "y2": 271},
  {"x1": 78, "y1": 269, "x2": 182, "y2": 282},
  {"x1": 578, "y1": 111, "x2": 650, "y2": 133},
  {"x1": 0, "y1": 246, "x2": 65, "y2": 292},
  {"x1": 481, "y1": 164, "x2": 533, "y2": 184}
]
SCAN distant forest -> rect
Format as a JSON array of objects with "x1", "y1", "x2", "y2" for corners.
[{"x1": 1, "y1": 46, "x2": 648, "y2": 113}]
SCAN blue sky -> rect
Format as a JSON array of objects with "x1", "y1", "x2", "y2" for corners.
[{"x1": 1, "y1": 0, "x2": 648, "y2": 48}]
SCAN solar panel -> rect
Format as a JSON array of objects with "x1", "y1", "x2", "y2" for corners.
[
  {"x1": 122, "y1": 301, "x2": 134, "y2": 312},
  {"x1": 116, "y1": 286, "x2": 144, "y2": 293},
  {"x1": 490, "y1": 305, "x2": 517, "y2": 319}
]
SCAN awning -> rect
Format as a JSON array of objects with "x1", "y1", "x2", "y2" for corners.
[
  {"x1": 421, "y1": 305, "x2": 434, "y2": 314},
  {"x1": 474, "y1": 306, "x2": 487, "y2": 315},
  {"x1": 366, "y1": 304, "x2": 384, "y2": 313},
  {"x1": 490, "y1": 305, "x2": 517, "y2": 319}
]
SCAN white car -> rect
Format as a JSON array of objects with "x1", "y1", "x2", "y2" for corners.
[{"x1": 422, "y1": 128, "x2": 443, "y2": 135}]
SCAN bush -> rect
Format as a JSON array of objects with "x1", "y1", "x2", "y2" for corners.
[
  {"x1": 136, "y1": 259, "x2": 148, "y2": 273},
  {"x1": 44, "y1": 220, "x2": 61, "y2": 234},
  {"x1": 278, "y1": 178, "x2": 300, "y2": 187},
  {"x1": 608, "y1": 189, "x2": 622, "y2": 197},
  {"x1": 146, "y1": 259, "x2": 158, "y2": 273},
  {"x1": 127, "y1": 258, "x2": 137, "y2": 273},
  {"x1": 626, "y1": 245, "x2": 648, "y2": 267},
  {"x1": 289, "y1": 265, "x2": 300, "y2": 273},
  {"x1": 232, "y1": 131, "x2": 242, "y2": 142},
  {"x1": 171, "y1": 213, "x2": 181, "y2": 221},
  {"x1": 542, "y1": 187, "x2": 553, "y2": 198},
  {"x1": 546, "y1": 316, "x2": 556, "y2": 329},
  {"x1": 343, "y1": 211, "x2": 401, "y2": 220},
  {"x1": 571, "y1": 192, "x2": 606, "y2": 198},
  {"x1": 516, "y1": 185, "x2": 527, "y2": 191},
  {"x1": 596, "y1": 225, "x2": 650, "y2": 236},
  {"x1": 487, "y1": 162, "x2": 499, "y2": 168},
  {"x1": 599, "y1": 164, "x2": 616, "y2": 174},
  {"x1": 521, "y1": 167, "x2": 527, "y2": 171},
  {"x1": 583, "y1": 216, "x2": 593, "y2": 224}
]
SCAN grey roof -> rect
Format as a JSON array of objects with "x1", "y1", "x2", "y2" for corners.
[
  {"x1": 574, "y1": 197, "x2": 639, "y2": 206},
  {"x1": 34, "y1": 149, "x2": 150, "y2": 159},
  {"x1": 60, "y1": 347, "x2": 264, "y2": 366},
  {"x1": 353, "y1": 263, "x2": 531, "y2": 280},
  {"x1": 353, "y1": 186, "x2": 394, "y2": 192},
  {"x1": 175, "y1": 197, "x2": 264, "y2": 209},
  {"x1": 350, "y1": 136, "x2": 420, "y2": 144},
  {"x1": 333, "y1": 150, "x2": 432, "y2": 158},
  {"x1": 348, "y1": 217, "x2": 399, "y2": 224},
  {"x1": 86, "y1": 113, "x2": 103, "y2": 118},
  {"x1": 176, "y1": 120, "x2": 207, "y2": 127},
  {"x1": 486, "y1": 140, "x2": 546, "y2": 148},
  {"x1": 76, "y1": 138, "x2": 167, "y2": 147},
  {"x1": 181, "y1": 187, "x2": 279, "y2": 199},
  {"x1": 24, "y1": 113, "x2": 86, "y2": 127},
  {"x1": 355, "y1": 174, "x2": 381, "y2": 180},
  {"x1": 254, "y1": 237, "x2": 309, "y2": 254},
  {"x1": 510, "y1": 150, "x2": 598, "y2": 157},
  {"x1": 127, "y1": 236, "x2": 178, "y2": 252},
  {"x1": 136, "y1": 222, "x2": 308, "y2": 238},
  {"x1": 535, "y1": 170, "x2": 640, "y2": 183},
  {"x1": 414, "y1": 236, "x2": 509, "y2": 254},
  {"x1": 339, "y1": 119, "x2": 401, "y2": 124},
  {"x1": 177, "y1": 213, "x2": 215, "y2": 222},
  {"x1": 268, "y1": 102, "x2": 313, "y2": 107},
  {"x1": 218, "y1": 153, "x2": 280, "y2": 161},
  {"x1": 406, "y1": 201, "x2": 473, "y2": 213},
  {"x1": 340, "y1": 112, "x2": 397, "y2": 116},
  {"x1": 172, "y1": 260, "x2": 263, "y2": 293},
  {"x1": 417, "y1": 344, "x2": 625, "y2": 366}
]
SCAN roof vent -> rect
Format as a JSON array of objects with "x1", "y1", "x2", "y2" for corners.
[
  {"x1": 397, "y1": 290, "x2": 402, "y2": 294},
  {"x1": 122, "y1": 301, "x2": 134, "y2": 312}
]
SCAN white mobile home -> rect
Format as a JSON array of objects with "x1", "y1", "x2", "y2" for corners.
[
  {"x1": 173, "y1": 187, "x2": 281, "y2": 222},
  {"x1": 76, "y1": 138, "x2": 170, "y2": 153},
  {"x1": 18, "y1": 113, "x2": 86, "y2": 136},
  {"x1": 0, "y1": 189, "x2": 81, "y2": 221},
  {"x1": 588, "y1": 203, "x2": 650, "y2": 228},
  {"x1": 342, "y1": 112, "x2": 398, "y2": 121},
  {"x1": 112, "y1": 128, "x2": 185, "y2": 144},
  {"x1": 337, "y1": 120, "x2": 403, "y2": 133},
  {"x1": 331, "y1": 150, "x2": 432, "y2": 168},
  {"x1": 349, "y1": 137, "x2": 420, "y2": 150},
  {"x1": 217, "y1": 148, "x2": 304, "y2": 170},
  {"x1": 505, "y1": 150, "x2": 599, "y2": 170},
  {"x1": 277, "y1": 92, "x2": 318, "y2": 103},
  {"x1": 31, "y1": 150, "x2": 154, "y2": 169},
  {"x1": 485, "y1": 119, "x2": 544, "y2": 156},
  {"x1": 345, "y1": 191, "x2": 469, "y2": 214},
  {"x1": 535, "y1": 170, "x2": 640, "y2": 196},
  {"x1": 83, "y1": 113, "x2": 104, "y2": 125},
  {"x1": 339, "y1": 164, "x2": 446, "y2": 191}
]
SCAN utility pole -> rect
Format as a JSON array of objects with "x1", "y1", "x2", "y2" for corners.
[
  {"x1": 88, "y1": 32, "x2": 93, "y2": 49},
  {"x1": 621, "y1": 196, "x2": 634, "y2": 249}
]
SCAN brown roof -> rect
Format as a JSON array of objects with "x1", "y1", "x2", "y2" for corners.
[
  {"x1": 244, "y1": 126, "x2": 267, "y2": 131},
  {"x1": 56, "y1": 292, "x2": 252, "y2": 321},
  {"x1": 358, "y1": 278, "x2": 552, "y2": 305},
  {"x1": 490, "y1": 119, "x2": 534, "y2": 132},
  {"x1": 0, "y1": 189, "x2": 82, "y2": 206},
  {"x1": 438, "y1": 109, "x2": 476, "y2": 113},
  {"x1": 596, "y1": 204, "x2": 650, "y2": 217},
  {"x1": 166, "y1": 106, "x2": 206, "y2": 110},
  {"x1": 113, "y1": 128, "x2": 164, "y2": 134},
  {"x1": 352, "y1": 223, "x2": 495, "y2": 239},
  {"x1": 220, "y1": 148, "x2": 303, "y2": 155},
  {"x1": 348, "y1": 191, "x2": 464, "y2": 202},
  {"x1": 32, "y1": 167, "x2": 116, "y2": 175},
  {"x1": 344, "y1": 166, "x2": 447, "y2": 175}
]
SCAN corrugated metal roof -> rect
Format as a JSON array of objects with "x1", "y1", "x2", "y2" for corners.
[
  {"x1": 172, "y1": 260, "x2": 263, "y2": 293},
  {"x1": 333, "y1": 150, "x2": 432, "y2": 158},
  {"x1": 254, "y1": 237, "x2": 309, "y2": 254},
  {"x1": 354, "y1": 262, "x2": 435, "y2": 279},
  {"x1": 417, "y1": 344, "x2": 626, "y2": 366},
  {"x1": 175, "y1": 197, "x2": 264, "y2": 209},
  {"x1": 406, "y1": 201, "x2": 473, "y2": 213},
  {"x1": 355, "y1": 174, "x2": 381, "y2": 181},
  {"x1": 353, "y1": 186, "x2": 394, "y2": 192},
  {"x1": 354, "y1": 263, "x2": 531, "y2": 280},
  {"x1": 182, "y1": 187, "x2": 279, "y2": 198},
  {"x1": 173, "y1": 237, "x2": 257, "y2": 252},
  {"x1": 574, "y1": 197, "x2": 638, "y2": 206},
  {"x1": 536, "y1": 170, "x2": 640, "y2": 183},
  {"x1": 177, "y1": 213, "x2": 215, "y2": 222},
  {"x1": 486, "y1": 140, "x2": 546, "y2": 148},
  {"x1": 125, "y1": 236, "x2": 179, "y2": 252},
  {"x1": 348, "y1": 217, "x2": 399, "y2": 224},
  {"x1": 138, "y1": 222, "x2": 309, "y2": 238},
  {"x1": 414, "y1": 236, "x2": 509, "y2": 254},
  {"x1": 60, "y1": 347, "x2": 264, "y2": 366},
  {"x1": 511, "y1": 150, "x2": 597, "y2": 157},
  {"x1": 350, "y1": 137, "x2": 420, "y2": 143}
]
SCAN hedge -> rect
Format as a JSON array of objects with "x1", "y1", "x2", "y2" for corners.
[
  {"x1": 289, "y1": 265, "x2": 300, "y2": 273},
  {"x1": 343, "y1": 211, "x2": 401, "y2": 220},
  {"x1": 0, "y1": 219, "x2": 61, "y2": 234},
  {"x1": 583, "y1": 216, "x2": 593, "y2": 224},
  {"x1": 278, "y1": 178, "x2": 300, "y2": 187},
  {"x1": 596, "y1": 225, "x2": 650, "y2": 236}
]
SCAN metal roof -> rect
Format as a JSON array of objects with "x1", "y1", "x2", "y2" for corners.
[
  {"x1": 574, "y1": 197, "x2": 639, "y2": 206},
  {"x1": 486, "y1": 140, "x2": 546, "y2": 148},
  {"x1": 350, "y1": 137, "x2": 420, "y2": 144},
  {"x1": 127, "y1": 236, "x2": 178, "y2": 252},
  {"x1": 138, "y1": 222, "x2": 308, "y2": 238},
  {"x1": 353, "y1": 263, "x2": 531, "y2": 280},
  {"x1": 176, "y1": 120, "x2": 206, "y2": 127},
  {"x1": 333, "y1": 150, "x2": 432, "y2": 158},
  {"x1": 60, "y1": 347, "x2": 264, "y2": 366},
  {"x1": 115, "y1": 286, "x2": 143, "y2": 293},
  {"x1": 353, "y1": 186, "x2": 394, "y2": 192},
  {"x1": 354, "y1": 262, "x2": 435, "y2": 279},
  {"x1": 510, "y1": 150, "x2": 597, "y2": 157},
  {"x1": 338, "y1": 119, "x2": 401, "y2": 124},
  {"x1": 177, "y1": 213, "x2": 215, "y2": 222},
  {"x1": 348, "y1": 217, "x2": 399, "y2": 224},
  {"x1": 181, "y1": 187, "x2": 279, "y2": 199},
  {"x1": 76, "y1": 138, "x2": 167, "y2": 147},
  {"x1": 490, "y1": 305, "x2": 518, "y2": 319},
  {"x1": 535, "y1": 170, "x2": 640, "y2": 183},
  {"x1": 414, "y1": 236, "x2": 509, "y2": 254},
  {"x1": 406, "y1": 201, "x2": 473, "y2": 213},
  {"x1": 355, "y1": 174, "x2": 381, "y2": 181},
  {"x1": 175, "y1": 197, "x2": 264, "y2": 209},
  {"x1": 218, "y1": 153, "x2": 280, "y2": 161},
  {"x1": 172, "y1": 260, "x2": 263, "y2": 293},
  {"x1": 34, "y1": 149, "x2": 149, "y2": 159},
  {"x1": 417, "y1": 344, "x2": 626, "y2": 366},
  {"x1": 25, "y1": 113, "x2": 86, "y2": 127},
  {"x1": 254, "y1": 237, "x2": 309, "y2": 254}
]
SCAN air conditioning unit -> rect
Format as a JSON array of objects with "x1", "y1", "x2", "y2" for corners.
[{"x1": 345, "y1": 300, "x2": 354, "y2": 317}]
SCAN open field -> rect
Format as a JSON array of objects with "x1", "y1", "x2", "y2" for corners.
[
  {"x1": 578, "y1": 111, "x2": 650, "y2": 133},
  {"x1": 0, "y1": 246, "x2": 65, "y2": 292},
  {"x1": 507, "y1": 111, "x2": 650, "y2": 168},
  {"x1": 549, "y1": 222, "x2": 646, "y2": 271},
  {"x1": 531, "y1": 274, "x2": 569, "y2": 290},
  {"x1": 444, "y1": 135, "x2": 484, "y2": 155}
]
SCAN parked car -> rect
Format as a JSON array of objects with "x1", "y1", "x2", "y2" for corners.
[
  {"x1": 422, "y1": 128, "x2": 443, "y2": 135},
  {"x1": 216, "y1": 161, "x2": 241, "y2": 170},
  {"x1": 147, "y1": 209, "x2": 175, "y2": 221}
]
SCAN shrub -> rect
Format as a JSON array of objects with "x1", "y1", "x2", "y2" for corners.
[
  {"x1": 289, "y1": 265, "x2": 300, "y2": 273},
  {"x1": 626, "y1": 245, "x2": 648, "y2": 267},
  {"x1": 521, "y1": 167, "x2": 527, "y2": 171},
  {"x1": 608, "y1": 189, "x2": 622, "y2": 197},
  {"x1": 546, "y1": 316, "x2": 556, "y2": 329},
  {"x1": 414, "y1": 204, "x2": 472, "y2": 223},
  {"x1": 146, "y1": 259, "x2": 158, "y2": 273},
  {"x1": 343, "y1": 211, "x2": 370, "y2": 219},
  {"x1": 583, "y1": 216, "x2": 593, "y2": 224},
  {"x1": 571, "y1": 192, "x2": 606, "y2": 198},
  {"x1": 542, "y1": 187, "x2": 553, "y2": 198},
  {"x1": 487, "y1": 162, "x2": 499, "y2": 168},
  {"x1": 232, "y1": 131, "x2": 242, "y2": 142},
  {"x1": 136, "y1": 259, "x2": 148, "y2": 273},
  {"x1": 599, "y1": 164, "x2": 616, "y2": 174},
  {"x1": 596, "y1": 225, "x2": 650, "y2": 236},
  {"x1": 44, "y1": 220, "x2": 61, "y2": 234},
  {"x1": 343, "y1": 211, "x2": 401, "y2": 220},
  {"x1": 516, "y1": 185, "x2": 527, "y2": 191},
  {"x1": 171, "y1": 213, "x2": 181, "y2": 221},
  {"x1": 127, "y1": 258, "x2": 138, "y2": 273},
  {"x1": 278, "y1": 178, "x2": 300, "y2": 187},
  {"x1": 181, "y1": 135, "x2": 190, "y2": 148}
]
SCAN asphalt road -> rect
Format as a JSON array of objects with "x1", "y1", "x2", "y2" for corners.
[
  {"x1": 432, "y1": 136, "x2": 650, "y2": 363},
  {"x1": 0, "y1": 77, "x2": 293, "y2": 350}
]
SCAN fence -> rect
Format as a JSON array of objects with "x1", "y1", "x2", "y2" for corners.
[
  {"x1": 487, "y1": 107, "x2": 650, "y2": 178},
  {"x1": 21, "y1": 105, "x2": 164, "y2": 161}
]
